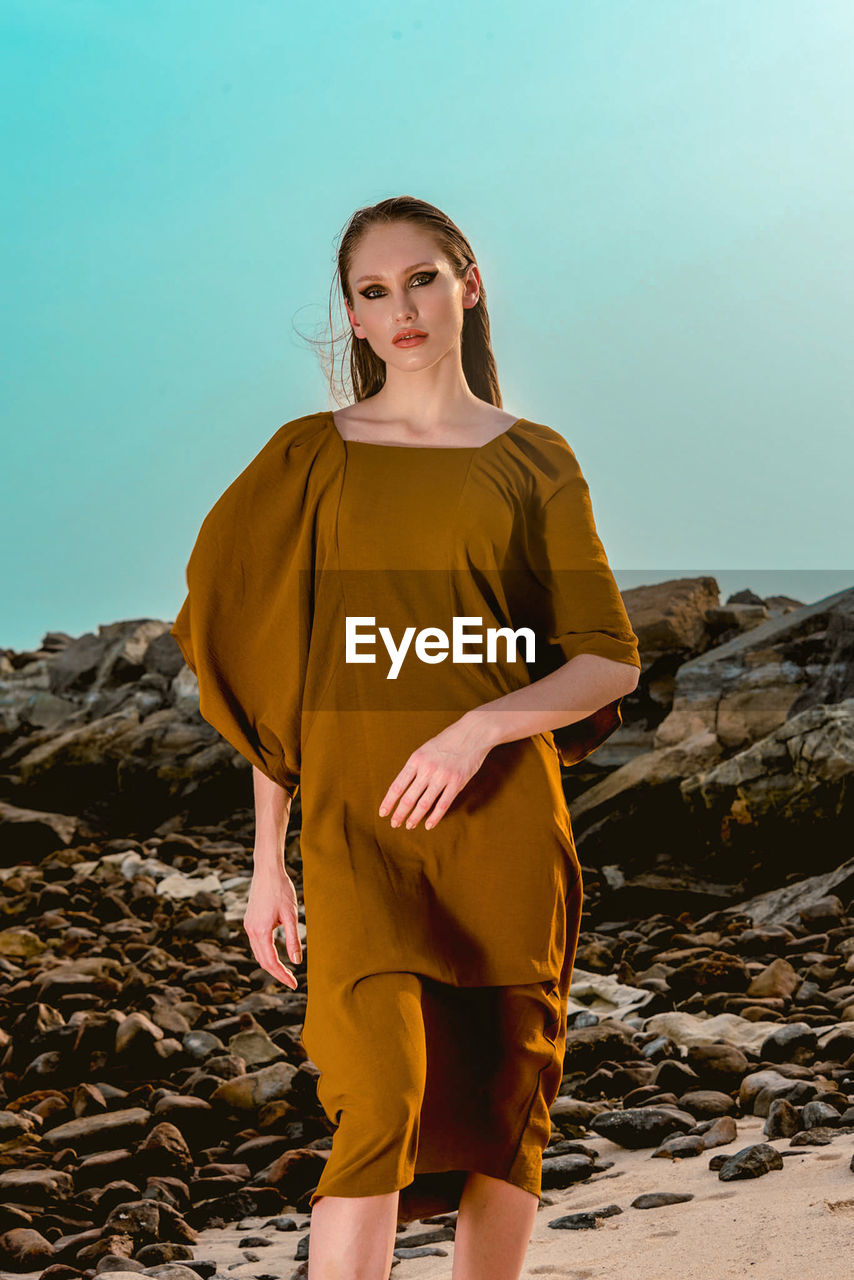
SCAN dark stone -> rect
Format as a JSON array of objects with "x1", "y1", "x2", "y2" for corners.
[
  {"x1": 717, "y1": 1143, "x2": 784, "y2": 1180},
  {"x1": 678, "y1": 1089, "x2": 736, "y2": 1119},
  {"x1": 788, "y1": 1127, "x2": 836, "y2": 1146},
  {"x1": 800, "y1": 1100, "x2": 841, "y2": 1130},
  {"x1": 685, "y1": 1041, "x2": 749, "y2": 1089},
  {"x1": 651, "y1": 1134, "x2": 707, "y2": 1159},
  {"x1": 540, "y1": 1154, "x2": 612, "y2": 1189},
  {"x1": 760, "y1": 1023, "x2": 818, "y2": 1064},
  {"x1": 631, "y1": 1191, "x2": 694, "y2": 1209},
  {"x1": 651, "y1": 1059, "x2": 700, "y2": 1094},
  {"x1": 548, "y1": 1204, "x2": 623, "y2": 1230},
  {"x1": 590, "y1": 1106, "x2": 695, "y2": 1150},
  {"x1": 562, "y1": 1021, "x2": 637, "y2": 1074},
  {"x1": 698, "y1": 1115, "x2": 738, "y2": 1149},
  {"x1": 764, "y1": 1098, "x2": 800, "y2": 1139},
  {"x1": 821, "y1": 1030, "x2": 854, "y2": 1062}
]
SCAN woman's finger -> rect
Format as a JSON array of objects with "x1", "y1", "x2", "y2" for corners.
[
  {"x1": 378, "y1": 758, "x2": 418, "y2": 817},
  {"x1": 401, "y1": 777, "x2": 454, "y2": 830},
  {"x1": 246, "y1": 924, "x2": 298, "y2": 988},
  {"x1": 388, "y1": 769, "x2": 436, "y2": 826}
]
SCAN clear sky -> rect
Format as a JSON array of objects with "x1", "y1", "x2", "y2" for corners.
[{"x1": 2, "y1": 0, "x2": 852, "y2": 652}]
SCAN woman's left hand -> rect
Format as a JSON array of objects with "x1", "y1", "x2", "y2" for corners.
[{"x1": 378, "y1": 713, "x2": 495, "y2": 831}]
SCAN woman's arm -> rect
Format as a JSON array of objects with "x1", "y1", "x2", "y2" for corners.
[
  {"x1": 243, "y1": 766, "x2": 303, "y2": 988},
  {"x1": 378, "y1": 654, "x2": 638, "y2": 832},
  {"x1": 252, "y1": 765, "x2": 293, "y2": 872},
  {"x1": 461, "y1": 652, "x2": 639, "y2": 752}
]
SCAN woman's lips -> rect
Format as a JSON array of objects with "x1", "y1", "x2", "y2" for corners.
[{"x1": 393, "y1": 334, "x2": 427, "y2": 347}]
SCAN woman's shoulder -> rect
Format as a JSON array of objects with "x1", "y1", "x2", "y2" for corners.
[
  {"x1": 258, "y1": 409, "x2": 332, "y2": 456},
  {"x1": 509, "y1": 417, "x2": 585, "y2": 498},
  {"x1": 228, "y1": 409, "x2": 332, "y2": 482},
  {"x1": 196, "y1": 411, "x2": 333, "y2": 533}
]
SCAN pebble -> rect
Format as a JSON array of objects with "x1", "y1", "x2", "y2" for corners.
[{"x1": 716, "y1": 1143, "x2": 785, "y2": 1180}]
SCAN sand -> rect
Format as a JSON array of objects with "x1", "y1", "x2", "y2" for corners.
[{"x1": 185, "y1": 1115, "x2": 854, "y2": 1280}]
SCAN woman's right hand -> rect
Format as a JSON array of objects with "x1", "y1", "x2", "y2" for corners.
[{"x1": 244, "y1": 866, "x2": 303, "y2": 989}]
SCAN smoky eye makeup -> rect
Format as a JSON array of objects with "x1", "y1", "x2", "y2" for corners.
[{"x1": 360, "y1": 270, "x2": 438, "y2": 300}]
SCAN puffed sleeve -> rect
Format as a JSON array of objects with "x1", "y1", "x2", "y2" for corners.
[
  {"x1": 524, "y1": 440, "x2": 641, "y2": 767},
  {"x1": 169, "y1": 421, "x2": 319, "y2": 799}
]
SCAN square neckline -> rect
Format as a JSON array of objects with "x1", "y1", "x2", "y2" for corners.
[{"x1": 326, "y1": 409, "x2": 526, "y2": 451}]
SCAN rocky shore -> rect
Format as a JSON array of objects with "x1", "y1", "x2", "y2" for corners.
[{"x1": 0, "y1": 577, "x2": 852, "y2": 1277}]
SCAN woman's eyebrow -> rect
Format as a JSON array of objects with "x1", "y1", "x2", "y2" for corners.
[{"x1": 354, "y1": 262, "x2": 437, "y2": 284}]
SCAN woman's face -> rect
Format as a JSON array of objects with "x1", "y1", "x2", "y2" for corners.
[{"x1": 344, "y1": 221, "x2": 480, "y2": 369}]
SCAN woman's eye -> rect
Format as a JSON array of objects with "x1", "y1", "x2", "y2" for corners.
[{"x1": 361, "y1": 272, "x2": 436, "y2": 300}]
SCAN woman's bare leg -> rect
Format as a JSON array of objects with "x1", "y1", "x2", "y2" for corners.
[
  {"x1": 451, "y1": 1171, "x2": 539, "y2": 1280},
  {"x1": 307, "y1": 1191, "x2": 400, "y2": 1280}
]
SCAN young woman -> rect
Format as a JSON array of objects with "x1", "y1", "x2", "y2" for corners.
[{"x1": 171, "y1": 195, "x2": 640, "y2": 1280}]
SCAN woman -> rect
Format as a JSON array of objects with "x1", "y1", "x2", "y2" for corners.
[{"x1": 171, "y1": 195, "x2": 640, "y2": 1280}]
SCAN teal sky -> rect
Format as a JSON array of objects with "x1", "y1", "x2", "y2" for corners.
[{"x1": 3, "y1": 0, "x2": 852, "y2": 652}]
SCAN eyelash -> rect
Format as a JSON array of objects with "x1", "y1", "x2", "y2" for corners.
[{"x1": 360, "y1": 272, "x2": 437, "y2": 300}]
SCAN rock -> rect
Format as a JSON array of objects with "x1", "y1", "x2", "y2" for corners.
[
  {"x1": 136, "y1": 1123, "x2": 194, "y2": 1177},
  {"x1": 643, "y1": 1010, "x2": 779, "y2": 1056},
  {"x1": 548, "y1": 1204, "x2": 623, "y2": 1230},
  {"x1": 752, "y1": 1075, "x2": 819, "y2": 1116},
  {"x1": 115, "y1": 1012, "x2": 165, "y2": 1056},
  {"x1": 684, "y1": 695, "x2": 854, "y2": 883},
  {"x1": 539, "y1": 1154, "x2": 613, "y2": 1189},
  {"x1": 595, "y1": 872, "x2": 735, "y2": 922},
  {"x1": 698, "y1": 1115, "x2": 738, "y2": 1149},
  {"x1": 722, "y1": 855, "x2": 854, "y2": 929},
  {"x1": 685, "y1": 1041, "x2": 750, "y2": 1091},
  {"x1": 0, "y1": 1168, "x2": 74, "y2": 1204},
  {"x1": 590, "y1": 1106, "x2": 695, "y2": 1149},
  {"x1": 799, "y1": 896, "x2": 845, "y2": 930},
  {"x1": 631, "y1": 1191, "x2": 694, "y2": 1209},
  {"x1": 651, "y1": 1134, "x2": 707, "y2": 1159},
  {"x1": 566, "y1": 969, "x2": 655, "y2": 1021},
  {"x1": 209, "y1": 1062, "x2": 298, "y2": 1111},
  {"x1": 746, "y1": 958, "x2": 800, "y2": 1000},
  {"x1": 789, "y1": 1127, "x2": 837, "y2": 1146},
  {"x1": 800, "y1": 1100, "x2": 842, "y2": 1130},
  {"x1": 717, "y1": 1143, "x2": 784, "y2": 1180},
  {"x1": 626, "y1": 578, "x2": 721, "y2": 658},
  {"x1": 677, "y1": 1089, "x2": 736, "y2": 1119},
  {"x1": 651, "y1": 1059, "x2": 700, "y2": 1094},
  {"x1": 760, "y1": 1022, "x2": 818, "y2": 1064},
  {"x1": 0, "y1": 1228, "x2": 55, "y2": 1269},
  {"x1": 42, "y1": 1108, "x2": 152, "y2": 1153},
  {"x1": 705, "y1": 601, "x2": 768, "y2": 635},
  {"x1": 561, "y1": 1019, "x2": 638, "y2": 1074},
  {"x1": 668, "y1": 952, "x2": 750, "y2": 999},
  {"x1": 819, "y1": 1028, "x2": 854, "y2": 1061},
  {"x1": 548, "y1": 1098, "x2": 602, "y2": 1129},
  {"x1": 101, "y1": 1201, "x2": 198, "y2": 1244},
  {"x1": 394, "y1": 1245, "x2": 450, "y2": 1259},
  {"x1": 764, "y1": 1099, "x2": 800, "y2": 1138},
  {"x1": 0, "y1": 801, "x2": 80, "y2": 864}
]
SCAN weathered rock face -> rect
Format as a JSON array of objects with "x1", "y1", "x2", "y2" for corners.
[
  {"x1": 613, "y1": 577, "x2": 722, "y2": 758},
  {"x1": 681, "y1": 698, "x2": 854, "y2": 871},
  {"x1": 571, "y1": 586, "x2": 854, "y2": 899},
  {"x1": 656, "y1": 587, "x2": 854, "y2": 749},
  {"x1": 623, "y1": 578, "x2": 723, "y2": 659},
  {"x1": 0, "y1": 620, "x2": 265, "y2": 837}
]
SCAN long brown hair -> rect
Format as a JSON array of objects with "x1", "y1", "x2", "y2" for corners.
[{"x1": 316, "y1": 195, "x2": 503, "y2": 409}]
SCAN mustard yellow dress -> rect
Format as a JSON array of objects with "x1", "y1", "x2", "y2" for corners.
[{"x1": 170, "y1": 410, "x2": 640, "y2": 1220}]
